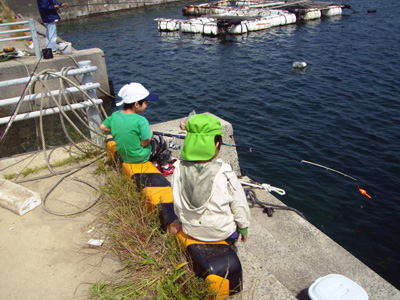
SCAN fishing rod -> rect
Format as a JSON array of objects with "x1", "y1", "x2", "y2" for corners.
[
  {"x1": 225, "y1": 142, "x2": 358, "y2": 182},
  {"x1": 153, "y1": 131, "x2": 358, "y2": 181},
  {"x1": 153, "y1": 130, "x2": 373, "y2": 198}
]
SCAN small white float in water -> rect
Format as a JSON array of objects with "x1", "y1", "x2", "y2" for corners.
[{"x1": 293, "y1": 61, "x2": 307, "y2": 68}]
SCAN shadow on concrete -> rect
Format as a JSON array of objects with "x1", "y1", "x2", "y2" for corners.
[{"x1": 296, "y1": 288, "x2": 311, "y2": 300}]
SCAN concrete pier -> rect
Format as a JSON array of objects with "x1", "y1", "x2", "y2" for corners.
[
  {"x1": 1, "y1": 3, "x2": 399, "y2": 298},
  {"x1": 1, "y1": 115, "x2": 399, "y2": 299}
]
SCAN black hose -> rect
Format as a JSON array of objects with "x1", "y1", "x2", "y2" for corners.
[{"x1": 245, "y1": 188, "x2": 306, "y2": 219}]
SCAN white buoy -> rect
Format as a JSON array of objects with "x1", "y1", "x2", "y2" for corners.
[{"x1": 293, "y1": 61, "x2": 307, "y2": 69}]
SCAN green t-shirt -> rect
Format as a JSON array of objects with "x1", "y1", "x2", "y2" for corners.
[{"x1": 103, "y1": 111, "x2": 152, "y2": 163}]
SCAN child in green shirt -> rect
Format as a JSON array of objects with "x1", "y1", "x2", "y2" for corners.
[{"x1": 100, "y1": 82, "x2": 174, "y2": 175}]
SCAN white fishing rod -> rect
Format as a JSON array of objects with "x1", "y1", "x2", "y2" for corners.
[
  {"x1": 153, "y1": 131, "x2": 357, "y2": 181},
  {"x1": 153, "y1": 131, "x2": 372, "y2": 198}
]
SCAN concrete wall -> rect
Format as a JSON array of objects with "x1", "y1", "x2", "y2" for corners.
[{"x1": 5, "y1": 0, "x2": 180, "y2": 22}]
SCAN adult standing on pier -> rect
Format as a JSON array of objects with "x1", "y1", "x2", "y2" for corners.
[{"x1": 37, "y1": 0, "x2": 68, "y2": 52}]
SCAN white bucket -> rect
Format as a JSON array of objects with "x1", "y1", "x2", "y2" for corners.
[
  {"x1": 59, "y1": 42, "x2": 72, "y2": 55},
  {"x1": 308, "y1": 274, "x2": 369, "y2": 300}
]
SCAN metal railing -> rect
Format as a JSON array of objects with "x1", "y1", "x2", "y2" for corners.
[
  {"x1": 0, "y1": 60, "x2": 104, "y2": 146},
  {"x1": 0, "y1": 19, "x2": 41, "y2": 58}
]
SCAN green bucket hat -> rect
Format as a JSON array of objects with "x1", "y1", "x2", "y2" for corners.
[{"x1": 181, "y1": 114, "x2": 224, "y2": 161}]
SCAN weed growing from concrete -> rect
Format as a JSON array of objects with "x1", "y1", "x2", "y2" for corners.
[
  {"x1": 2, "y1": 149, "x2": 104, "y2": 180},
  {"x1": 92, "y1": 166, "x2": 214, "y2": 299},
  {"x1": 3, "y1": 173, "x2": 16, "y2": 180}
]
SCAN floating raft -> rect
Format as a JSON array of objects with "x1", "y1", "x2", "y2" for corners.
[
  {"x1": 156, "y1": 0, "x2": 348, "y2": 36},
  {"x1": 182, "y1": 0, "x2": 346, "y2": 19},
  {"x1": 182, "y1": 0, "x2": 286, "y2": 15},
  {"x1": 282, "y1": 1, "x2": 346, "y2": 19},
  {"x1": 156, "y1": 10, "x2": 296, "y2": 35}
]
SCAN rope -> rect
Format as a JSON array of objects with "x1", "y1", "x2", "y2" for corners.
[
  {"x1": 66, "y1": 55, "x2": 115, "y2": 102},
  {"x1": 29, "y1": 68, "x2": 108, "y2": 150},
  {"x1": 0, "y1": 22, "x2": 111, "y2": 215},
  {"x1": 26, "y1": 69, "x2": 108, "y2": 215},
  {"x1": 245, "y1": 188, "x2": 305, "y2": 219},
  {"x1": 2, "y1": 64, "x2": 110, "y2": 215},
  {"x1": 241, "y1": 180, "x2": 286, "y2": 195},
  {"x1": 40, "y1": 155, "x2": 103, "y2": 216}
]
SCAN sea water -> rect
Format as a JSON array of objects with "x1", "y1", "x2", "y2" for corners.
[{"x1": 57, "y1": 0, "x2": 400, "y2": 288}]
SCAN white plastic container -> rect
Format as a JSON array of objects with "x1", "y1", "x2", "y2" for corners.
[
  {"x1": 308, "y1": 274, "x2": 369, "y2": 300},
  {"x1": 58, "y1": 42, "x2": 72, "y2": 55}
]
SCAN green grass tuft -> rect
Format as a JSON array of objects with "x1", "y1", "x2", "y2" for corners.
[{"x1": 91, "y1": 166, "x2": 215, "y2": 299}]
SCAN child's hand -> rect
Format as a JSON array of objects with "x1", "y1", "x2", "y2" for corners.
[
  {"x1": 241, "y1": 234, "x2": 248, "y2": 243},
  {"x1": 169, "y1": 219, "x2": 182, "y2": 234}
]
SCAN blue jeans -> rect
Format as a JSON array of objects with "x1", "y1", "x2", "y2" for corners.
[{"x1": 45, "y1": 22, "x2": 58, "y2": 51}]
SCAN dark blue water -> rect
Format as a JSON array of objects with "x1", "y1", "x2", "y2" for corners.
[{"x1": 59, "y1": 0, "x2": 400, "y2": 288}]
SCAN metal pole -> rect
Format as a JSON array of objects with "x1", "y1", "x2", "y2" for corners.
[
  {"x1": 0, "y1": 100, "x2": 103, "y2": 125},
  {"x1": 28, "y1": 19, "x2": 41, "y2": 59},
  {"x1": 0, "y1": 83, "x2": 101, "y2": 107},
  {"x1": 78, "y1": 60, "x2": 103, "y2": 146},
  {"x1": 0, "y1": 65, "x2": 98, "y2": 88}
]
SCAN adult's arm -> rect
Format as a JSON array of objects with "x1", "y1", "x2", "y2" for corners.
[{"x1": 38, "y1": 0, "x2": 63, "y2": 10}]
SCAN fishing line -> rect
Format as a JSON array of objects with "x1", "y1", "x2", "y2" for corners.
[
  {"x1": 153, "y1": 131, "x2": 358, "y2": 181},
  {"x1": 153, "y1": 130, "x2": 373, "y2": 198},
  {"x1": 229, "y1": 142, "x2": 358, "y2": 181}
]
